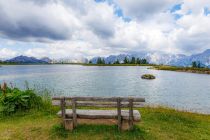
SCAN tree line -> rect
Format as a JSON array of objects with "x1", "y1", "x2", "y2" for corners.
[
  {"x1": 192, "y1": 61, "x2": 202, "y2": 68},
  {"x1": 90, "y1": 57, "x2": 148, "y2": 64}
]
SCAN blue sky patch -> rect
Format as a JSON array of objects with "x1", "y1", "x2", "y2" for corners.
[
  {"x1": 204, "y1": 7, "x2": 210, "y2": 16},
  {"x1": 95, "y1": 0, "x2": 131, "y2": 22},
  {"x1": 114, "y1": 7, "x2": 131, "y2": 22},
  {"x1": 170, "y1": 3, "x2": 182, "y2": 13},
  {"x1": 173, "y1": 14, "x2": 183, "y2": 20}
]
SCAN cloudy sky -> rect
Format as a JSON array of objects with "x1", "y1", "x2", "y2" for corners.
[{"x1": 0, "y1": 0, "x2": 210, "y2": 59}]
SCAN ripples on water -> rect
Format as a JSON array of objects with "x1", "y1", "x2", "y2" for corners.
[{"x1": 0, "y1": 65, "x2": 210, "y2": 114}]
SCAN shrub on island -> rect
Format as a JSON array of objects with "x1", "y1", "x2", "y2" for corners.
[{"x1": 141, "y1": 74, "x2": 156, "y2": 80}]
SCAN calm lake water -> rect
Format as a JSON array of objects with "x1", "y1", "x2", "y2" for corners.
[{"x1": 0, "y1": 65, "x2": 210, "y2": 114}]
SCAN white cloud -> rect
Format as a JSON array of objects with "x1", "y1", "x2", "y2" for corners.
[
  {"x1": 23, "y1": 41, "x2": 112, "y2": 59},
  {"x1": 172, "y1": 13, "x2": 210, "y2": 54},
  {"x1": 0, "y1": 0, "x2": 210, "y2": 59},
  {"x1": 115, "y1": 0, "x2": 181, "y2": 20},
  {"x1": 0, "y1": 0, "x2": 81, "y2": 41},
  {"x1": 176, "y1": 0, "x2": 210, "y2": 15},
  {"x1": 0, "y1": 48, "x2": 18, "y2": 59}
]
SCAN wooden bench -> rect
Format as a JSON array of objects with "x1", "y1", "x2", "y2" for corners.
[{"x1": 52, "y1": 96, "x2": 145, "y2": 131}]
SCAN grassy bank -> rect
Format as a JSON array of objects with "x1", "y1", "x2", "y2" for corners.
[
  {"x1": 0, "y1": 107, "x2": 209, "y2": 140},
  {"x1": 1, "y1": 85, "x2": 210, "y2": 139},
  {"x1": 153, "y1": 65, "x2": 210, "y2": 74}
]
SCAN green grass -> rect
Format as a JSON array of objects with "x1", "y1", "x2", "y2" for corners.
[
  {"x1": 0, "y1": 107, "x2": 209, "y2": 140},
  {"x1": 153, "y1": 65, "x2": 210, "y2": 74}
]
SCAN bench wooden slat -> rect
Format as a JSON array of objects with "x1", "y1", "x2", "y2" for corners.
[
  {"x1": 52, "y1": 96, "x2": 145, "y2": 102},
  {"x1": 52, "y1": 100, "x2": 144, "y2": 108},
  {"x1": 57, "y1": 109, "x2": 141, "y2": 121}
]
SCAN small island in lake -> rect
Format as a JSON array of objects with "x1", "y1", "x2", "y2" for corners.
[{"x1": 141, "y1": 74, "x2": 156, "y2": 79}]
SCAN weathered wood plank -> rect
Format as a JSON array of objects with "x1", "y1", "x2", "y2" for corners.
[
  {"x1": 60, "y1": 97, "x2": 66, "y2": 120},
  {"x1": 129, "y1": 99, "x2": 134, "y2": 130},
  {"x1": 52, "y1": 100, "x2": 144, "y2": 108},
  {"x1": 52, "y1": 96, "x2": 145, "y2": 102},
  {"x1": 64, "y1": 119, "x2": 73, "y2": 130},
  {"x1": 57, "y1": 109, "x2": 141, "y2": 121},
  {"x1": 117, "y1": 98, "x2": 122, "y2": 131},
  {"x1": 72, "y1": 98, "x2": 77, "y2": 128}
]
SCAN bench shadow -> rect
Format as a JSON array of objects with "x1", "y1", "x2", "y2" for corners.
[{"x1": 50, "y1": 124, "x2": 147, "y2": 140}]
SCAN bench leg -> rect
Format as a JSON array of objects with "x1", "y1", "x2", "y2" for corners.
[
  {"x1": 72, "y1": 99, "x2": 77, "y2": 128},
  {"x1": 122, "y1": 120, "x2": 135, "y2": 131},
  {"x1": 63, "y1": 119, "x2": 73, "y2": 131},
  {"x1": 117, "y1": 98, "x2": 122, "y2": 131},
  {"x1": 128, "y1": 120, "x2": 134, "y2": 130},
  {"x1": 129, "y1": 99, "x2": 134, "y2": 130}
]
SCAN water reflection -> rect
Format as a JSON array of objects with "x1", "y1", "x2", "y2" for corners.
[{"x1": 0, "y1": 65, "x2": 210, "y2": 114}]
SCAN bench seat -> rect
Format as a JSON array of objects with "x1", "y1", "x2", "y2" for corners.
[{"x1": 57, "y1": 109, "x2": 141, "y2": 121}]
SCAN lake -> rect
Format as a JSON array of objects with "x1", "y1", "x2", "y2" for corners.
[{"x1": 0, "y1": 65, "x2": 210, "y2": 114}]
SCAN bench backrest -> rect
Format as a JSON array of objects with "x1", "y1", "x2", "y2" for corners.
[{"x1": 52, "y1": 96, "x2": 145, "y2": 108}]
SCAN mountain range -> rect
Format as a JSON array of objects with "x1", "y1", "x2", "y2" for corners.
[
  {"x1": 91, "y1": 49, "x2": 210, "y2": 68},
  {"x1": 3, "y1": 56, "x2": 88, "y2": 64},
  {"x1": 4, "y1": 55, "x2": 48, "y2": 64},
  {"x1": 1, "y1": 49, "x2": 210, "y2": 67}
]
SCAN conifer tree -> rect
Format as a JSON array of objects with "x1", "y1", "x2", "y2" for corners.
[
  {"x1": 97, "y1": 57, "x2": 102, "y2": 64},
  {"x1": 124, "y1": 57, "x2": 129, "y2": 64},
  {"x1": 192, "y1": 61, "x2": 197, "y2": 68},
  {"x1": 131, "y1": 57, "x2": 136, "y2": 64},
  {"x1": 136, "y1": 58, "x2": 140, "y2": 64},
  {"x1": 101, "y1": 58, "x2": 105, "y2": 64},
  {"x1": 115, "y1": 59, "x2": 120, "y2": 64},
  {"x1": 197, "y1": 62, "x2": 201, "y2": 68},
  {"x1": 142, "y1": 59, "x2": 147, "y2": 64}
]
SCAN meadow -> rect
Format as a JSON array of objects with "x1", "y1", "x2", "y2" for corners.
[{"x1": 0, "y1": 85, "x2": 210, "y2": 140}]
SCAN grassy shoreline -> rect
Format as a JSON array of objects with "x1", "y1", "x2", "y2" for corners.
[
  {"x1": 0, "y1": 106, "x2": 209, "y2": 140},
  {"x1": 0, "y1": 86, "x2": 210, "y2": 139},
  {"x1": 153, "y1": 65, "x2": 210, "y2": 74}
]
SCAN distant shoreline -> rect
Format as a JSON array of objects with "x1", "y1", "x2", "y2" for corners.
[{"x1": 1, "y1": 63, "x2": 209, "y2": 74}]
